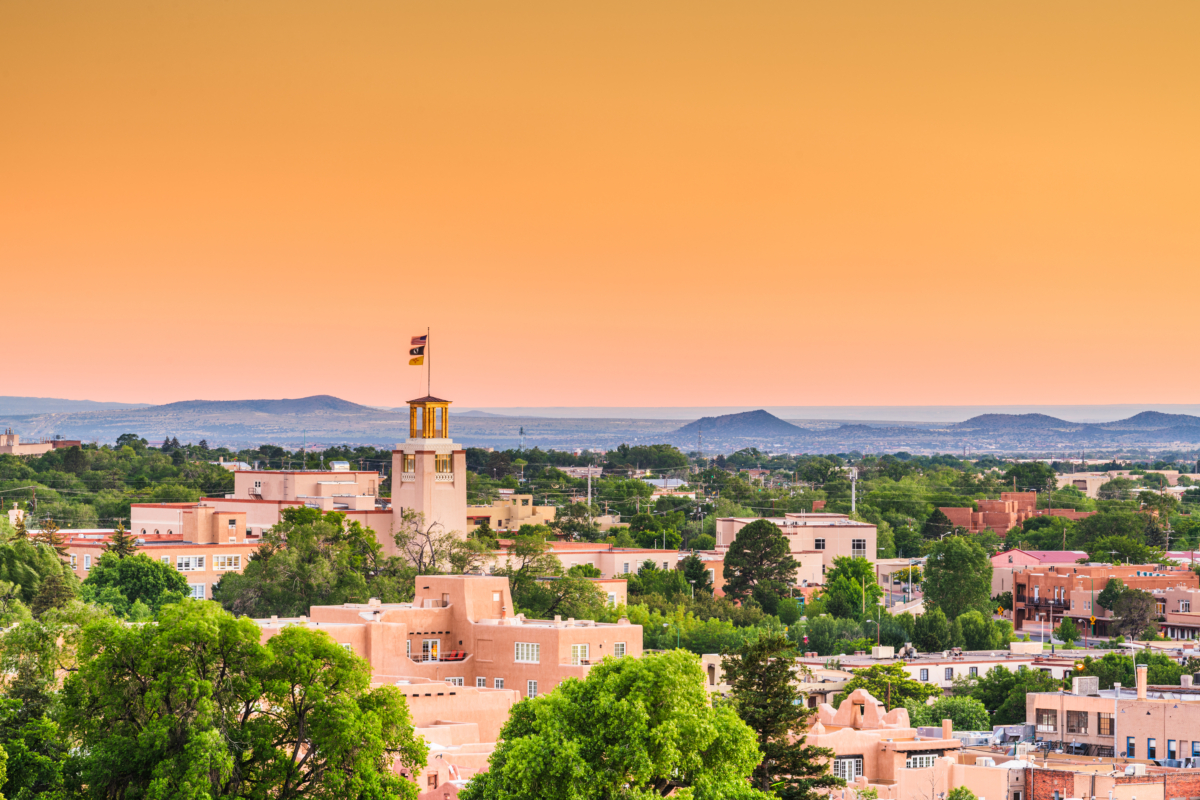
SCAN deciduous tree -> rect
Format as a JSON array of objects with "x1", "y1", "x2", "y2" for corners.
[
  {"x1": 922, "y1": 535, "x2": 992, "y2": 619},
  {"x1": 833, "y1": 662, "x2": 941, "y2": 710}
]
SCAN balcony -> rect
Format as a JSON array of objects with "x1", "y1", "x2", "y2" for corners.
[
  {"x1": 434, "y1": 472, "x2": 455, "y2": 483},
  {"x1": 1024, "y1": 597, "x2": 1069, "y2": 609},
  {"x1": 417, "y1": 650, "x2": 468, "y2": 663}
]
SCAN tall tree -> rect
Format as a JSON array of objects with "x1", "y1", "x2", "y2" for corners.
[
  {"x1": 460, "y1": 650, "x2": 770, "y2": 800},
  {"x1": 722, "y1": 634, "x2": 841, "y2": 800},
  {"x1": 833, "y1": 662, "x2": 942, "y2": 710},
  {"x1": 103, "y1": 521, "x2": 138, "y2": 559},
  {"x1": 1113, "y1": 587, "x2": 1157, "y2": 639},
  {"x1": 913, "y1": 607, "x2": 952, "y2": 652},
  {"x1": 723, "y1": 520, "x2": 800, "y2": 604},
  {"x1": 61, "y1": 601, "x2": 428, "y2": 799},
  {"x1": 921, "y1": 509, "x2": 955, "y2": 540},
  {"x1": 922, "y1": 534, "x2": 992, "y2": 619},
  {"x1": 678, "y1": 552, "x2": 714, "y2": 595},
  {"x1": 31, "y1": 519, "x2": 69, "y2": 561}
]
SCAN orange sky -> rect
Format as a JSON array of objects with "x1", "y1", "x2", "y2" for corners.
[{"x1": 2, "y1": 2, "x2": 1199, "y2": 409}]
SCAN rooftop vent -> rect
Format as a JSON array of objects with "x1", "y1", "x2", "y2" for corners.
[{"x1": 330, "y1": 461, "x2": 350, "y2": 472}]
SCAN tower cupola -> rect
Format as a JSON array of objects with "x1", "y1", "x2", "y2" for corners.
[{"x1": 408, "y1": 396, "x2": 452, "y2": 440}]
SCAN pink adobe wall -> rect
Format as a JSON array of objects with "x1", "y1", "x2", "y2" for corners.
[
  {"x1": 389, "y1": 448, "x2": 468, "y2": 555},
  {"x1": 232, "y1": 470, "x2": 379, "y2": 502},
  {"x1": 65, "y1": 535, "x2": 259, "y2": 600}
]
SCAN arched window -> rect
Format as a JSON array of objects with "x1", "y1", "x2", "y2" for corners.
[
  {"x1": 154, "y1": 529, "x2": 159, "y2": 535},
  {"x1": 167, "y1": 530, "x2": 172, "y2": 535},
  {"x1": 141, "y1": 529, "x2": 146, "y2": 535}
]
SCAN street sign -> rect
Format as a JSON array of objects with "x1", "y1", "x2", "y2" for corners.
[
  {"x1": 997, "y1": 608, "x2": 1003, "y2": 615},
  {"x1": 1089, "y1": 616, "x2": 1096, "y2": 623}
]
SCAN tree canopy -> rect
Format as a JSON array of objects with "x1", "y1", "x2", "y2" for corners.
[
  {"x1": 81, "y1": 551, "x2": 188, "y2": 617},
  {"x1": 722, "y1": 520, "x2": 799, "y2": 605},
  {"x1": 922, "y1": 535, "x2": 992, "y2": 619}
]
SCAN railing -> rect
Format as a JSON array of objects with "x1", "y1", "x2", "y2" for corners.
[
  {"x1": 419, "y1": 650, "x2": 467, "y2": 662},
  {"x1": 434, "y1": 472, "x2": 455, "y2": 483},
  {"x1": 400, "y1": 472, "x2": 416, "y2": 483},
  {"x1": 1024, "y1": 598, "x2": 1069, "y2": 609}
]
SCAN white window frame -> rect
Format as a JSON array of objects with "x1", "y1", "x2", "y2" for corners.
[
  {"x1": 214, "y1": 554, "x2": 241, "y2": 571},
  {"x1": 906, "y1": 754, "x2": 938, "y2": 769},
  {"x1": 945, "y1": 667, "x2": 953, "y2": 681},
  {"x1": 919, "y1": 668, "x2": 929, "y2": 681},
  {"x1": 446, "y1": 677, "x2": 464, "y2": 686},
  {"x1": 494, "y1": 678, "x2": 505, "y2": 689},
  {"x1": 622, "y1": 562, "x2": 630, "y2": 574},
  {"x1": 421, "y1": 639, "x2": 440, "y2": 662},
  {"x1": 341, "y1": 643, "x2": 353, "y2": 652},
  {"x1": 406, "y1": 640, "x2": 411, "y2": 659},
  {"x1": 187, "y1": 583, "x2": 206, "y2": 599},
  {"x1": 851, "y1": 538, "x2": 867, "y2": 558},
  {"x1": 70, "y1": 554, "x2": 78, "y2": 569},
  {"x1": 1184, "y1": 601, "x2": 1192, "y2": 613},
  {"x1": 607, "y1": 592, "x2": 617, "y2": 605},
  {"x1": 514, "y1": 642, "x2": 540, "y2": 663},
  {"x1": 571, "y1": 644, "x2": 590, "y2": 666},
  {"x1": 176, "y1": 555, "x2": 205, "y2": 572},
  {"x1": 833, "y1": 757, "x2": 862, "y2": 780},
  {"x1": 526, "y1": 680, "x2": 538, "y2": 698},
  {"x1": 161, "y1": 555, "x2": 170, "y2": 565},
  {"x1": 613, "y1": 642, "x2": 626, "y2": 657},
  {"x1": 84, "y1": 554, "x2": 91, "y2": 570},
  {"x1": 476, "y1": 677, "x2": 486, "y2": 688}
]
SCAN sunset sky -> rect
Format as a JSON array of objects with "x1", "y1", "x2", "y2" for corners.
[{"x1": 2, "y1": 2, "x2": 1198, "y2": 409}]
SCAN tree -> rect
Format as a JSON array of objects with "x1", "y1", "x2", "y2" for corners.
[
  {"x1": 494, "y1": 534, "x2": 564, "y2": 610},
  {"x1": 678, "y1": 553, "x2": 714, "y2": 596},
  {"x1": 82, "y1": 552, "x2": 188, "y2": 615},
  {"x1": 957, "y1": 610, "x2": 1011, "y2": 650},
  {"x1": 103, "y1": 521, "x2": 139, "y2": 558},
  {"x1": 11, "y1": 514, "x2": 27, "y2": 542},
  {"x1": 61, "y1": 601, "x2": 428, "y2": 799},
  {"x1": 31, "y1": 518, "x2": 69, "y2": 561},
  {"x1": 566, "y1": 562, "x2": 602, "y2": 578},
  {"x1": 521, "y1": 576, "x2": 607, "y2": 619},
  {"x1": 804, "y1": 615, "x2": 865, "y2": 657},
  {"x1": 1098, "y1": 477, "x2": 1137, "y2": 500},
  {"x1": 723, "y1": 520, "x2": 800, "y2": 603},
  {"x1": 215, "y1": 508, "x2": 415, "y2": 617},
  {"x1": 913, "y1": 607, "x2": 952, "y2": 652},
  {"x1": 1003, "y1": 462, "x2": 1056, "y2": 493},
  {"x1": 30, "y1": 571, "x2": 77, "y2": 617},
  {"x1": 460, "y1": 650, "x2": 770, "y2": 800},
  {"x1": 964, "y1": 664, "x2": 1060, "y2": 725},
  {"x1": 1113, "y1": 587, "x2": 1157, "y2": 639},
  {"x1": 823, "y1": 557, "x2": 884, "y2": 620},
  {"x1": 1096, "y1": 578, "x2": 1123, "y2": 610},
  {"x1": 552, "y1": 502, "x2": 601, "y2": 541},
  {"x1": 922, "y1": 535, "x2": 992, "y2": 619},
  {"x1": 1086, "y1": 535, "x2": 1159, "y2": 565},
  {"x1": 947, "y1": 787, "x2": 978, "y2": 800},
  {"x1": 833, "y1": 663, "x2": 941, "y2": 710},
  {"x1": 0, "y1": 539, "x2": 76, "y2": 605},
  {"x1": 1054, "y1": 618, "x2": 1080, "y2": 645},
  {"x1": 904, "y1": 696, "x2": 990, "y2": 731},
  {"x1": 392, "y1": 508, "x2": 461, "y2": 574},
  {"x1": 114, "y1": 433, "x2": 144, "y2": 449},
  {"x1": 922, "y1": 509, "x2": 955, "y2": 540},
  {"x1": 723, "y1": 634, "x2": 842, "y2": 800}
]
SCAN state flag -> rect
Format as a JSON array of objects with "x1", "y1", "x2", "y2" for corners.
[
  {"x1": 409, "y1": 346, "x2": 425, "y2": 356},
  {"x1": 409, "y1": 356, "x2": 424, "y2": 366}
]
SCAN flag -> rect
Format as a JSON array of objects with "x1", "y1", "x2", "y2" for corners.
[
  {"x1": 409, "y1": 356, "x2": 424, "y2": 366},
  {"x1": 410, "y1": 334, "x2": 428, "y2": 346},
  {"x1": 409, "y1": 346, "x2": 425, "y2": 356}
]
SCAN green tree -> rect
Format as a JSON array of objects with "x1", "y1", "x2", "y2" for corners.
[
  {"x1": 921, "y1": 509, "x2": 955, "y2": 540},
  {"x1": 804, "y1": 616, "x2": 864, "y2": 657},
  {"x1": 1054, "y1": 618, "x2": 1080, "y2": 645},
  {"x1": 913, "y1": 607, "x2": 952, "y2": 652},
  {"x1": 460, "y1": 650, "x2": 771, "y2": 800},
  {"x1": 678, "y1": 553, "x2": 714, "y2": 596},
  {"x1": 723, "y1": 634, "x2": 842, "y2": 800},
  {"x1": 1074, "y1": 510, "x2": 1148, "y2": 546},
  {"x1": 214, "y1": 508, "x2": 415, "y2": 617},
  {"x1": 957, "y1": 610, "x2": 1011, "y2": 651},
  {"x1": 833, "y1": 662, "x2": 941, "y2": 710},
  {"x1": 824, "y1": 557, "x2": 884, "y2": 616},
  {"x1": 1003, "y1": 462, "x2": 1056, "y2": 493},
  {"x1": 965, "y1": 664, "x2": 1061, "y2": 725},
  {"x1": 922, "y1": 535, "x2": 992, "y2": 619},
  {"x1": 61, "y1": 600, "x2": 428, "y2": 799},
  {"x1": 903, "y1": 696, "x2": 990, "y2": 731},
  {"x1": 103, "y1": 521, "x2": 139, "y2": 558},
  {"x1": 1086, "y1": 535, "x2": 1159, "y2": 565},
  {"x1": 947, "y1": 787, "x2": 978, "y2": 800},
  {"x1": 1113, "y1": 587, "x2": 1157, "y2": 639},
  {"x1": 30, "y1": 570, "x2": 77, "y2": 617},
  {"x1": 552, "y1": 502, "x2": 601, "y2": 541},
  {"x1": 1096, "y1": 578, "x2": 1123, "y2": 610},
  {"x1": 1098, "y1": 477, "x2": 1136, "y2": 500},
  {"x1": 723, "y1": 520, "x2": 800, "y2": 604},
  {"x1": 566, "y1": 562, "x2": 602, "y2": 578},
  {"x1": 82, "y1": 552, "x2": 188, "y2": 616},
  {"x1": 0, "y1": 539, "x2": 75, "y2": 605}
]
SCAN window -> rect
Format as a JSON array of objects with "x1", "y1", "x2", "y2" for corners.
[
  {"x1": 84, "y1": 554, "x2": 91, "y2": 570},
  {"x1": 446, "y1": 677, "x2": 464, "y2": 687},
  {"x1": 406, "y1": 640, "x2": 411, "y2": 659},
  {"x1": 851, "y1": 538, "x2": 867, "y2": 558},
  {"x1": 571, "y1": 644, "x2": 589, "y2": 666},
  {"x1": 969, "y1": 667, "x2": 978, "y2": 677},
  {"x1": 919, "y1": 669, "x2": 929, "y2": 681},
  {"x1": 494, "y1": 678, "x2": 504, "y2": 689},
  {"x1": 188, "y1": 584, "x2": 206, "y2": 599},
  {"x1": 1168, "y1": 740, "x2": 1177, "y2": 760},
  {"x1": 614, "y1": 642, "x2": 626, "y2": 657},
  {"x1": 402, "y1": 454, "x2": 415, "y2": 472},
  {"x1": 945, "y1": 668, "x2": 953, "y2": 681},
  {"x1": 814, "y1": 538, "x2": 826, "y2": 550},
  {"x1": 1192, "y1": 741, "x2": 1200, "y2": 758},
  {"x1": 1184, "y1": 601, "x2": 1192, "y2": 613},
  {"x1": 832, "y1": 757, "x2": 863, "y2": 781},
  {"x1": 1067, "y1": 711, "x2": 1088, "y2": 734},
  {"x1": 341, "y1": 643, "x2": 353, "y2": 652},
  {"x1": 161, "y1": 555, "x2": 170, "y2": 565},
  {"x1": 493, "y1": 591, "x2": 501, "y2": 601},
  {"x1": 428, "y1": 774, "x2": 438, "y2": 790},
  {"x1": 526, "y1": 680, "x2": 538, "y2": 698},
  {"x1": 608, "y1": 592, "x2": 617, "y2": 605},
  {"x1": 1035, "y1": 709, "x2": 1057, "y2": 733},
  {"x1": 906, "y1": 754, "x2": 938, "y2": 769},
  {"x1": 214, "y1": 555, "x2": 241, "y2": 571},
  {"x1": 476, "y1": 677, "x2": 486, "y2": 688},
  {"x1": 662, "y1": 561, "x2": 669, "y2": 570},
  {"x1": 70, "y1": 554, "x2": 77, "y2": 569},
  {"x1": 435, "y1": 454, "x2": 452, "y2": 473},
  {"x1": 514, "y1": 642, "x2": 541, "y2": 663},
  {"x1": 1126, "y1": 737, "x2": 1135, "y2": 758},
  {"x1": 622, "y1": 562, "x2": 630, "y2": 574},
  {"x1": 1098, "y1": 712, "x2": 1114, "y2": 736},
  {"x1": 421, "y1": 640, "x2": 440, "y2": 662},
  {"x1": 521, "y1": 498, "x2": 529, "y2": 506},
  {"x1": 176, "y1": 555, "x2": 205, "y2": 571},
  {"x1": 1148, "y1": 738, "x2": 1156, "y2": 760}
]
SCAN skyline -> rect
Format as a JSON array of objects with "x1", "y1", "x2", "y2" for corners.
[{"x1": 3, "y1": 2, "x2": 1199, "y2": 407}]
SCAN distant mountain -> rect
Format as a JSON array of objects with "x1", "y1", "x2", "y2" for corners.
[
  {"x1": 1100, "y1": 411, "x2": 1200, "y2": 430},
  {"x1": 949, "y1": 413, "x2": 1089, "y2": 433},
  {"x1": 148, "y1": 395, "x2": 376, "y2": 415},
  {"x1": 674, "y1": 409, "x2": 803, "y2": 438},
  {"x1": 0, "y1": 396, "x2": 147, "y2": 415},
  {"x1": 458, "y1": 410, "x2": 509, "y2": 417}
]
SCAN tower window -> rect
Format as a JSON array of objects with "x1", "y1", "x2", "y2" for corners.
[{"x1": 436, "y1": 454, "x2": 451, "y2": 473}]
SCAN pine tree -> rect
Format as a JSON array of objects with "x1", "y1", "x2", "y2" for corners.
[
  {"x1": 105, "y1": 522, "x2": 139, "y2": 559},
  {"x1": 34, "y1": 518, "x2": 70, "y2": 561},
  {"x1": 723, "y1": 633, "x2": 842, "y2": 800},
  {"x1": 13, "y1": 511, "x2": 29, "y2": 541},
  {"x1": 722, "y1": 519, "x2": 800, "y2": 603},
  {"x1": 31, "y1": 570, "x2": 77, "y2": 616},
  {"x1": 922, "y1": 508, "x2": 955, "y2": 539},
  {"x1": 161, "y1": 437, "x2": 173, "y2": 452},
  {"x1": 171, "y1": 436, "x2": 181, "y2": 448}
]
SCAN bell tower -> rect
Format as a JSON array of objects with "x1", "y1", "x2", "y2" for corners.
[{"x1": 389, "y1": 395, "x2": 467, "y2": 555}]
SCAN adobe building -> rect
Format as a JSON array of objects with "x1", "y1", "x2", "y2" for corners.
[
  {"x1": 1011, "y1": 563, "x2": 1200, "y2": 635},
  {"x1": 939, "y1": 492, "x2": 1095, "y2": 535},
  {"x1": 255, "y1": 575, "x2": 642, "y2": 702},
  {"x1": 388, "y1": 396, "x2": 468, "y2": 552},
  {"x1": 0, "y1": 430, "x2": 82, "y2": 456},
  {"x1": 992, "y1": 549, "x2": 1090, "y2": 597},
  {"x1": 466, "y1": 492, "x2": 555, "y2": 532},
  {"x1": 714, "y1": 512, "x2": 877, "y2": 582}
]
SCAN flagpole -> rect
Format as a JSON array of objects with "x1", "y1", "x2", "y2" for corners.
[{"x1": 427, "y1": 326, "x2": 431, "y2": 396}]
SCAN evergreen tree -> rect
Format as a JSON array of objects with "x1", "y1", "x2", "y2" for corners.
[
  {"x1": 12, "y1": 513, "x2": 28, "y2": 541},
  {"x1": 30, "y1": 570, "x2": 77, "y2": 617},
  {"x1": 723, "y1": 634, "x2": 842, "y2": 800},
  {"x1": 160, "y1": 437, "x2": 173, "y2": 452},
  {"x1": 722, "y1": 520, "x2": 800, "y2": 603},
  {"x1": 32, "y1": 519, "x2": 69, "y2": 561},
  {"x1": 170, "y1": 436, "x2": 181, "y2": 448},
  {"x1": 678, "y1": 552, "x2": 713, "y2": 595},
  {"x1": 104, "y1": 522, "x2": 138, "y2": 559},
  {"x1": 922, "y1": 508, "x2": 955, "y2": 539}
]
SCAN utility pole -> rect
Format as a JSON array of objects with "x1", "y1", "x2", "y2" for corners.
[{"x1": 849, "y1": 467, "x2": 858, "y2": 515}]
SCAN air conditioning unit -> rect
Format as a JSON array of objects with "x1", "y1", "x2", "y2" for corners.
[
  {"x1": 975, "y1": 757, "x2": 996, "y2": 767},
  {"x1": 1124, "y1": 764, "x2": 1147, "y2": 776}
]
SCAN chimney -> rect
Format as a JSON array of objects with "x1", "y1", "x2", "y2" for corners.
[
  {"x1": 942, "y1": 719, "x2": 953, "y2": 740},
  {"x1": 1182, "y1": 675, "x2": 1193, "y2": 688},
  {"x1": 1136, "y1": 665, "x2": 1148, "y2": 700}
]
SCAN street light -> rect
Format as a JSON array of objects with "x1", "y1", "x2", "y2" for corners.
[{"x1": 689, "y1": 579, "x2": 696, "y2": 599}]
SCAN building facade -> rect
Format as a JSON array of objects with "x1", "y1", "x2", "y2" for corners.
[{"x1": 715, "y1": 513, "x2": 877, "y2": 581}]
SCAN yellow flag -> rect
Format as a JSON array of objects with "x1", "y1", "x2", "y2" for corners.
[{"x1": 409, "y1": 356, "x2": 424, "y2": 366}]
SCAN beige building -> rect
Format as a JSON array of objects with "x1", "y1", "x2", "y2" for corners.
[
  {"x1": 0, "y1": 430, "x2": 81, "y2": 456},
  {"x1": 715, "y1": 512, "x2": 877, "y2": 583},
  {"x1": 467, "y1": 492, "x2": 555, "y2": 532}
]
